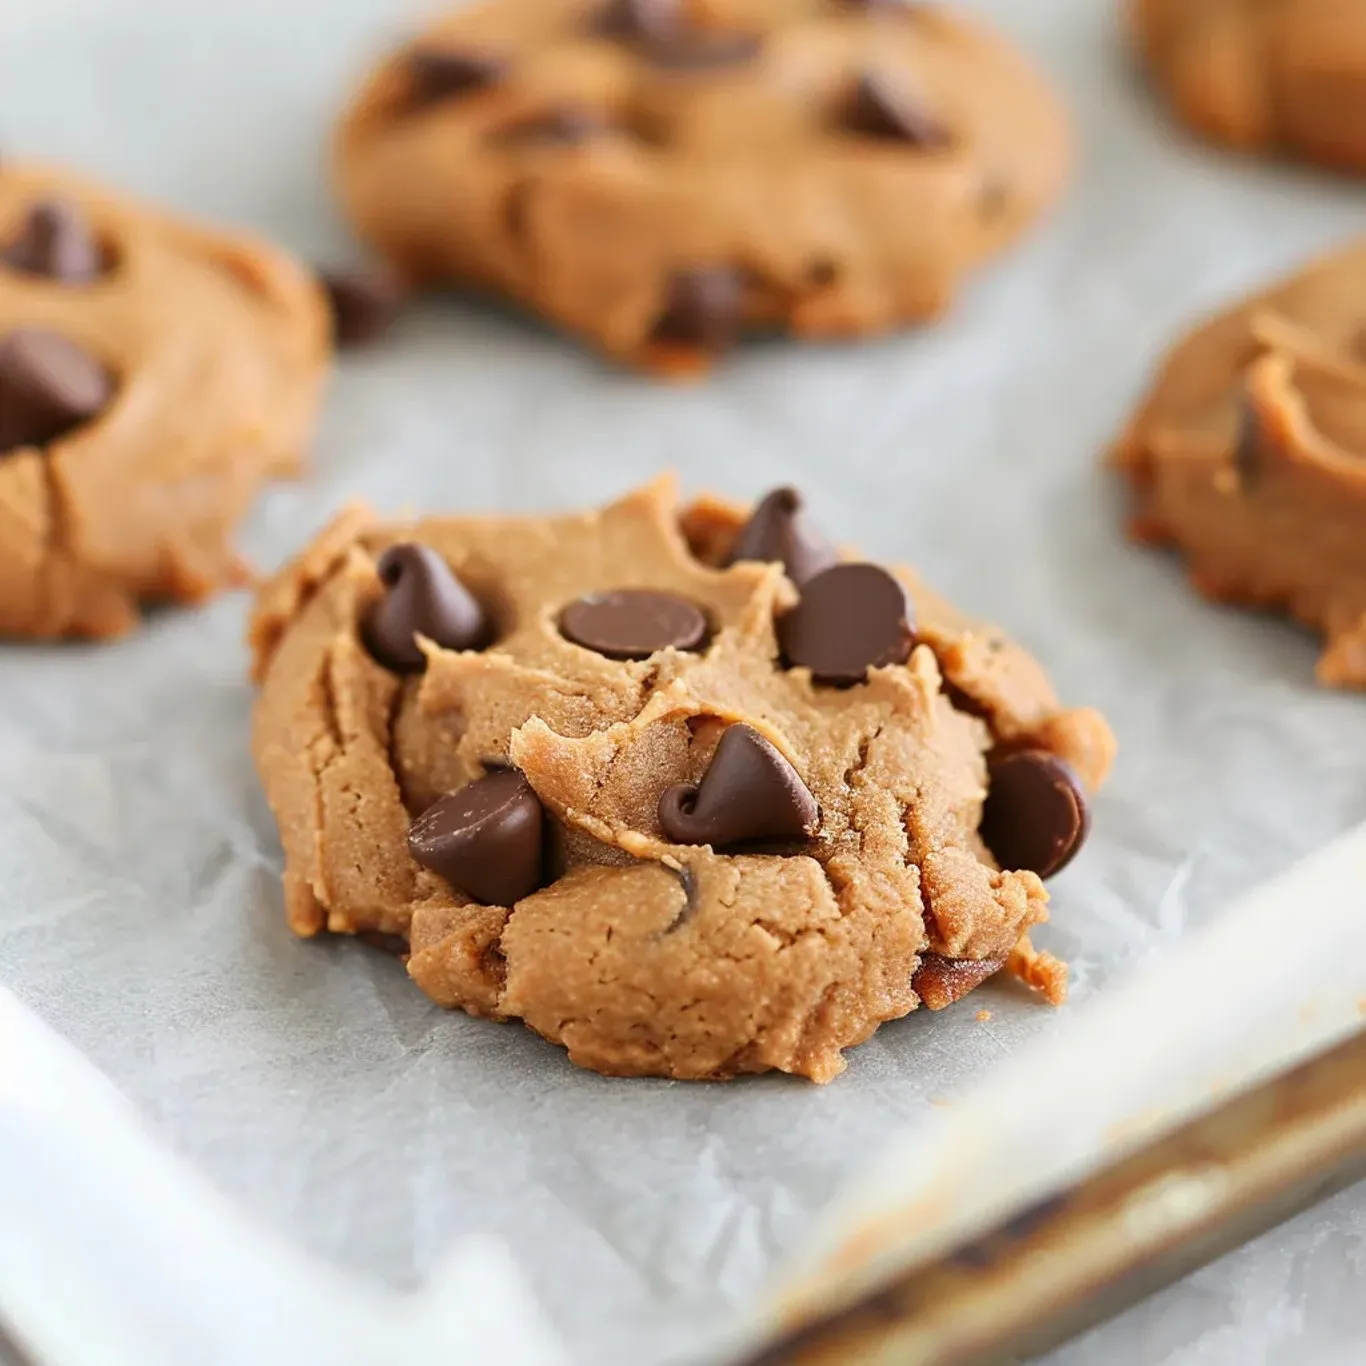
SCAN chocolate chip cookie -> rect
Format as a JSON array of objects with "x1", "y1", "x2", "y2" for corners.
[
  {"x1": 334, "y1": 0, "x2": 1072, "y2": 374},
  {"x1": 1132, "y1": 0, "x2": 1366, "y2": 172},
  {"x1": 1113, "y1": 240, "x2": 1366, "y2": 686},
  {"x1": 0, "y1": 162, "x2": 329, "y2": 639},
  {"x1": 250, "y1": 479, "x2": 1114, "y2": 1081}
]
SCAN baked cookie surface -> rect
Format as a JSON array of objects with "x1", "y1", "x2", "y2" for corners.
[
  {"x1": 250, "y1": 478, "x2": 1113, "y2": 1081},
  {"x1": 1132, "y1": 0, "x2": 1366, "y2": 172},
  {"x1": 334, "y1": 0, "x2": 1071, "y2": 374},
  {"x1": 1113, "y1": 241, "x2": 1366, "y2": 686},
  {"x1": 0, "y1": 162, "x2": 329, "y2": 639}
]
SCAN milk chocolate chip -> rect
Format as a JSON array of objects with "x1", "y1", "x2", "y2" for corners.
[
  {"x1": 650, "y1": 267, "x2": 743, "y2": 351},
  {"x1": 409, "y1": 769, "x2": 545, "y2": 906},
  {"x1": 0, "y1": 328, "x2": 112, "y2": 455},
  {"x1": 363, "y1": 543, "x2": 489, "y2": 672},
  {"x1": 981, "y1": 749, "x2": 1089, "y2": 878},
  {"x1": 597, "y1": 0, "x2": 680, "y2": 43},
  {"x1": 844, "y1": 71, "x2": 948, "y2": 146},
  {"x1": 2, "y1": 200, "x2": 102, "y2": 284},
  {"x1": 320, "y1": 265, "x2": 409, "y2": 347},
  {"x1": 779, "y1": 563, "x2": 915, "y2": 686},
  {"x1": 726, "y1": 486, "x2": 839, "y2": 586},
  {"x1": 659, "y1": 723, "x2": 819, "y2": 848},
  {"x1": 407, "y1": 48, "x2": 507, "y2": 106},
  {"x1": 559, "y1": 589, "x2": 707, "y2": 660}
]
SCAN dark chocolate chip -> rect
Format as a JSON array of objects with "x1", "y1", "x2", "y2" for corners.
[
  {"x1": 596, "y1": 0, "x2": 681, "y2": 44},
  {"x1": 650, "y1": 267, "x2": 743, "y2": 351},
  {"x1": 495, "y1": 104, "x2": 607, "y2": 146},
  {"x1": 980, "y1": 749, "x2": 1089, "y2": 879},
  {"x1": 843, "y1": 71, "x2": 949, "y2": 146},
  {"x1": 779, "y1": 563, "x2": 915, "y2": 687},
  {"x1": 0, "y1": 328, "x2": 112, "y2": 455},
  {"x1": 407, "y1": 47, "x2": 506, "y2": 107},
  {"x1": 659, "y1": 723, "x2": 819, "y2": 848},
  {"x1": 726, "y1": 486, "x2": 839, "y2": 586},
  {"x1": 320, "y1": 264, "x2": 409, "y2": 348},
  {"x1": 2, "y1": 200, "x2": 102, "y2": 284},
  {"x1": 912, "y1": 952, "x2": 1005, "y2": 1010},
  {"x1": 408, "y1": 769, "x2": 544, "y2": 906},
  {"x1": 559, "y1": 588, "x2": 707, "y2": 660},
  {"x1": 363, "y1": 543, "x2": 489, "y2": 673},
  {"x1": 644, "y1": 31, "x2": 763, "y2": 69}
]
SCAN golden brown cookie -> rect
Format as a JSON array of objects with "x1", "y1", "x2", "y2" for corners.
[
  {"x1": 0, "y1": 162, "x2": 329, "y2": 639},
  {"x1": 1132, "y1": 0, "x2": 1366, "y2": 172},
  {"x1": 334, "y1": 0, "x2": 1072, "y2": 375},
  {"x1": 1112, "y1": 240, "x2": 1366, "y2": 686},
  {"x1": 249, "y1": 478, "x2": 1114, "y2": 1081}
]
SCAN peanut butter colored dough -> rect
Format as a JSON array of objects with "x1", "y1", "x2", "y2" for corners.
[
  {"x1": 1113, "y1": 241, "x2": 1366, "y2": 687},
  {"x1": 0, "y1": 162, "x2": 329, "y2": 639},
  {"x1": 1132, "y1": 0, "x2": 1366, "y2": 172},
  {"x1": 250, "y1": 478, "x2": 1113, "y2": 1081},
  {"x1": 333, "y1": 0, "x2": 1072, "y2": 375}
]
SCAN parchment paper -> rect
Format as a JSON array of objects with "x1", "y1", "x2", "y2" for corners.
[{"x1": 2, "y1": 1, "x2": 1366, "y2": 1363}]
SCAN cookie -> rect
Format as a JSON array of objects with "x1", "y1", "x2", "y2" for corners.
[
  {"x1": 0, "y1": 162, "x2": 329, "y2": 639},
  {"x1": 250, "y1": 478, "x2": 1114, "y2": 1081},
  {"x1": 333, "y1": 0, "x2": 1072, "y2": 374},
  {"x1": 1112, "y1": 240, "x2": 1366, "y2": 686},
  {"x1": 1132, "y1": 0, "x2": 1366, "y2": 172}
]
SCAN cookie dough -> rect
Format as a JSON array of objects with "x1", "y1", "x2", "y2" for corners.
[
  {"x1": 1112, "y1": 240, "x2": 1366, "y2": 686},
  {"x1": 250, "y1": 478, "x2": 1114, "y2": 1081},
  {"x1": 334, "y1": 0, "x2": 1072, "y2": 374},
  {"x1": 0, "y1": 162, "x2": 329, "y2": 639},
  {"x1": 1131, "y1": 0, "x2": 1366, "y2": 172}
]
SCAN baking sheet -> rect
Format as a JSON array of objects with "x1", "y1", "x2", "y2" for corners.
[{"x1": 3, "y1": 1, "x2": 1366, "y2": 1363}]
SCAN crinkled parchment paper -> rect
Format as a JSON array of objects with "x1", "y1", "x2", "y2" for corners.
[{"x1": 2, "y1": 1, "x2": 1366, "y2": 1363}]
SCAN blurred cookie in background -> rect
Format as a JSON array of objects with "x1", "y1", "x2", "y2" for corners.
[
  {"x1": 334, "y1": 0, "x2": 1072, "y2": 376},
  {"x1": 1112, "y1": 239, "x2": 1366, "y2": 686},
  {"x1": 1131, "y1": 0, "x2": 1366, "y2": 173},
  {"x1": 0, "y1": 161, "x2": 329, "y2": 640}
]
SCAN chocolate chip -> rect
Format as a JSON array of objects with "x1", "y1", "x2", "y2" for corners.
[
  {"x1": 409, "y1": 769, "x2": 544, "y2": 906},
  {"x1": 659, "y1": 724, "x2": 819, "y2": 848},
  {"x1": 407, "y1": 47, "x2": 506, "y2": 107},
  {"x1": 912, "y1": 952, "x2": 1005, "y2": 1010},
  {"x1": 596, "y1": 0, "x2": 680, "y2": 43},
  {"x1": 980, "y1": 749, "x2": 1089, "y2": 879},
  {"x1": 644, "y1": 31, "x2": 763, "y2": 69},
  {"x1": 363, "y1": 543, "x2": 490, "y2": 673},
  {"x1": 2, "y1": 200, "x2": 102, "y2": 284},
  {"x1": 726, "y1": 486, "x2": 839, "y2": 586},
  {"x1": 0, "y1": 329, "x2": 112, "y2": 455},
  {"x1": 779, "y1": 563, "x2": 915, "y2": 687},
  {"x1": 843, "y1": 71, "x2": 949, "y2": 146},
  {"x1": 320, "y1": 264, "x2": 408, "y2": 348},
  {"x1": 650, "y1": 267, "x2": 743, "y2": 351},
  {"x1": 559, "y1": 588, "x2": 708, "y2": 660},
  {"x1": 496, "y1": 104, "x2": 607, "y2": 146}
]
